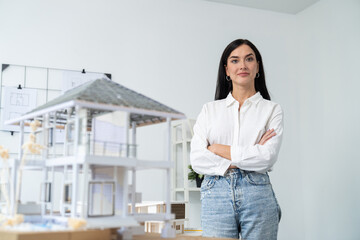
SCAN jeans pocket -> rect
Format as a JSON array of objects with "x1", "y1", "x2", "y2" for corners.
[
  {"x1": 245, "y1": 172, "x2": 270, "y2": 185},
  {"x1": 200, "y1": 175, "x2": 216, "y2": 200}
]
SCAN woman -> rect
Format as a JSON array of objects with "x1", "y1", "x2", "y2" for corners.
[{"x1": 190, "y1": 39, "x2": 283, "y2": 240}]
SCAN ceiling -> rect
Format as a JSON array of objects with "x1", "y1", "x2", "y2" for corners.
[{"x1": 205, "y1": 0, "x2": 320, "y2": 14}]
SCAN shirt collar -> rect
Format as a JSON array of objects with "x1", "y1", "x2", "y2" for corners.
[{"x1": 225, "y1": 91, "x2": 263, "y2": 107}]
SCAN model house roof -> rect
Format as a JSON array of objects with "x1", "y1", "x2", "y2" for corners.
[
  {"x1": 32, "y1": 78, "x2": 182, "y2": 114},
  {"x1": 6, "y1": 78, "x2": 185, "y2": 127}
]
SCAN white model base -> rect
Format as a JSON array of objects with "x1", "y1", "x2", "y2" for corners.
[
  {"x1": 86, "y1": 216, "x2": 139, "y2": 229},
  {"x1": 160, "y1": 222, "x2": 176, "y2": 238},
  {"x1": 118, "y1": 227, "x2": 133, "y2": 240}
]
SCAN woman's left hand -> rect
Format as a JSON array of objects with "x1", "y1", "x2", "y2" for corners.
[{"x1": 258, "y1": 129, "x2": 276, "y2": 145}]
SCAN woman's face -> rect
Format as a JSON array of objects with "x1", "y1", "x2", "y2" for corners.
[{"x1": 225, "y1": 44, "x2": 259, "y2": 88}]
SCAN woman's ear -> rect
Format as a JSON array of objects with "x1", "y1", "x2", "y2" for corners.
[{"x1": 224, "y1": 65, "x2": 229, "y2": 76}]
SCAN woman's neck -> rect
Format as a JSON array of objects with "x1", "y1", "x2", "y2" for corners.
[{"x1": 232, "y1": 86, "x2": 256, "y2": 106}]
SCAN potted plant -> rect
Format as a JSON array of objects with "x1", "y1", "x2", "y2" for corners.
[{"x1": 188, "y1": 165, "x2": 204, "y2": 188}]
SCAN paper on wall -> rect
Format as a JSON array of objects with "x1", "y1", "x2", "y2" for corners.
[
  {"x1": 1, "y1": 87, "x2": 37, "y2": 132},
  {"x1": 62, "y1": 71, "x2": 108, "y2": 93}
]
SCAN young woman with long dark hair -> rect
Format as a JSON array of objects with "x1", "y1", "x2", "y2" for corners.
[{"x1": 190, "y1": 39, "x2": 283, "y2": 239}]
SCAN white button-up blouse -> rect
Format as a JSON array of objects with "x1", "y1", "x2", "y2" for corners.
[{"x1": 190, "y1": 92, "x2": 284, "y2": 176}]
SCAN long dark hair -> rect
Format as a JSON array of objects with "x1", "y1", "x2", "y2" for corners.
[{"x1": 214, "y1": 39, "x2": 270, "y2": 101}]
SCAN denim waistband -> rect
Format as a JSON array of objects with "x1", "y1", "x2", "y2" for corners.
[{"x1": 224, "y1": 168, "x2": 248, "y2": 177}]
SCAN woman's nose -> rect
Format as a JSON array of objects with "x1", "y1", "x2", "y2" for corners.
[{"x1": 239, "y1": 60, "x2": 247, "y2": 69}]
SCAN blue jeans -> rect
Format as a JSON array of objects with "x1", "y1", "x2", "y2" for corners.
[{"x1": 201, "y1": 169, "x2": 281, "y2": 240}]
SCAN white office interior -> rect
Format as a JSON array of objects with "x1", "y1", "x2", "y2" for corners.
[{"x1": 0, "y1": 0, "x2": 359, "y2": 239}]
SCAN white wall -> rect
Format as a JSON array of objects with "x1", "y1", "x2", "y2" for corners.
[
  {"x1": 0, "y1": 0, "x2": 359, "y2": 239},
  {"x1": 294, "y1": 0, "x2": 360, "y2": 239}
]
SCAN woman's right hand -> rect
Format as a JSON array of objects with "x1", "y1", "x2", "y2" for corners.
[{"x1": 258, "y1": 129, "x2": 276, "y2": 145}]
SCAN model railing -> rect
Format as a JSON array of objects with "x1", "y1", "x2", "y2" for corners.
[
  {"x1": 45, "y1": 140, "x2": 137, "y2": 159},
  {"x1": 90, "y1": 140, "x2": 137, "y2": 158}
]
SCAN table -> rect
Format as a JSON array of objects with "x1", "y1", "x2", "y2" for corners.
[
  {"x1": 0, "y1": 230, "x2": 234, "y2": 240},
  {"x1": 134, "y1": 233, "x2": 234, "y2": 240}
]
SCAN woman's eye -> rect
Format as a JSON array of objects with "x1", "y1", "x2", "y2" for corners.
[
  {"x1": 231, "y1": 59, "x2": 238, "y2": 63},
  {"x1": 246, "y1": 57, "x2": 254, "y2": 62}
]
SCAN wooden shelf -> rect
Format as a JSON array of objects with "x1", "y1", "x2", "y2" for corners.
[
  {"x1": 171, "y1": 119, "x2": 200, "y2": 229},
  {"x1": 174, "y1": 138, "x2": 192, "y2": 144},
  {"x1": 174, "y1": 188, "x2": 200, "y2": 192}
]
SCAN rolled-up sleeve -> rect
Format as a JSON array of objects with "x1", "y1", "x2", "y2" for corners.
[
  {"x1": 230, "y1": 104, "x2": 284, "y2": 173},
  {"x1": 190, "y1": 105, "x2": 231, "y2": 176}
]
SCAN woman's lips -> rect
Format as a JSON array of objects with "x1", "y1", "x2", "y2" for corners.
[{"x1": 238, "y1": 73, "x2": 249, "y2": 76}]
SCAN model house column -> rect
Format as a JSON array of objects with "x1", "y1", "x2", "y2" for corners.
[
  {"x1": 131, "y1": 121, "x2": 136, "y2": 214},
  {"x1": 165, "y1": 117, "x2": 171, "y2": 218},
  {"x1": 71, "y1": 106, "x2": 85, "y2": 217},
  {"x1": 11, "y1": 121, "x2": 24, "y2": 215},
  {"x1": 41, "y1": 114, "x2": 50, "y2": 216},
  {"x1": 161, "y1": 116, "x2": 176, "y2": 238},
  {"x1": 78, "y1": 108, "x2": 89, "y2": 218},
  {"x1": 115, "y1": 112, "x2": 130, "y2": 216}
]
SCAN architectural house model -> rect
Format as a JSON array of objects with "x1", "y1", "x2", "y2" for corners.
[{"x1": 2, "y1": 78, "x2": 185, "y2": 238}]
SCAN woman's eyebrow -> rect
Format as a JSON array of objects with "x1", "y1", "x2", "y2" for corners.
[{"x1": 229, "y1": 53, "x2": 254, "y2": 59}]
